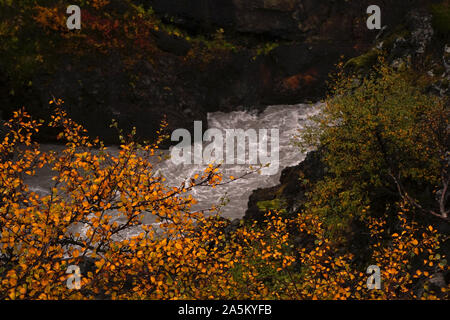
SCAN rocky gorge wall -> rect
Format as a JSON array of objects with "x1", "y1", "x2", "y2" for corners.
[
  {"x1": 245, "y1": 1, "x2": 450, "y2": 223},
  {"x1": 2, "y1": 0, "x2": 444, "y2": 144}
]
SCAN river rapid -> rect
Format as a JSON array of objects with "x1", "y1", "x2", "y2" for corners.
[{"x1": 23, "y1": 103, "x2": 321, "y2": 237}]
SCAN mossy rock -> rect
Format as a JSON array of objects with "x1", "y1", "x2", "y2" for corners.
[
  {"x1": 344, "y1": 49, "x2": 382, "y2": 72},
  {"x1": 430, "y1": 2, "x2": 450, "y2": 35},
  {"x1": 256, "y1": 198, "x2": 287, "y2": 214},
  {"x1": 381, "y1": 26, "x2": 410, "y2": 50}
]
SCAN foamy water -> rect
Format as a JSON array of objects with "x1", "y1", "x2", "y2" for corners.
[{"x1": 159, "y1": 103, "x2": 322, "y2": 220}]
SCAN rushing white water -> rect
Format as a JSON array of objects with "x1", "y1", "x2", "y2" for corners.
[
  {"x1": 158, "y1": 103, "x2": 322, "y2": 220},
  {"x1": 23, "y1": 103, "x2": 322, "y2": 233}
]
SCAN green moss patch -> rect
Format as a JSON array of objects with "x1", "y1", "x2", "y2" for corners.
[
  {"x1": 344, "y1": 49, "x2": 382, "y2": 71},
  {"x1": 256, "y1": 198, "x2": 287, "y2": 213},
  {"x1": 431, "y1": 2, "x2": 450, "y2": 35}
]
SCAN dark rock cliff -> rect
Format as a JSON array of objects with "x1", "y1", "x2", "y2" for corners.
[
  {"x1": 133, "y1": 0, "x2": 447, "y2": 132},
  {"x1": 1, "y1": 0, "x2": 447, "y2": 145},
  {"x1": 245, "y1": 149, "x2": 326, "y2": 221},
  {"x1": 245, "y1": 2, "x2": 449, "y2": 222}
]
